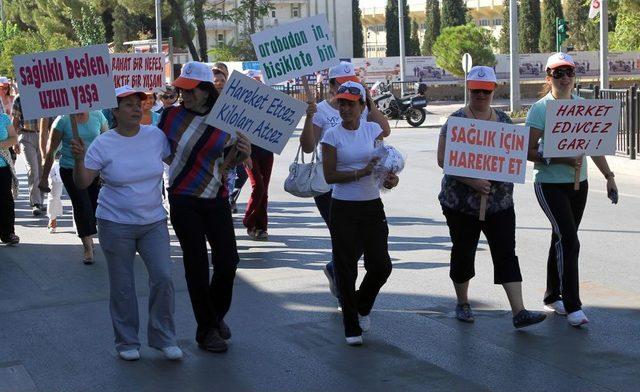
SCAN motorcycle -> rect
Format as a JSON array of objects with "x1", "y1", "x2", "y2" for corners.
[{"x1": 371, "y1": 81, "x2": 428, "y2": 127}]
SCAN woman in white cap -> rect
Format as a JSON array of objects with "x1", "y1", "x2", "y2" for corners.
[
  {"x1": 301, "y1": 61, "x2": 390, "y2": 306},
  {"x1": 0, "y1": 77, "x2": 14, "y2": 114},
  {"x1": 437, "y1": 66, "x2": 546, "y2": 329},
  {"x1": 526, "y1": 53, "x2": 618, "y2": 327},
  {"x1": 71, "y1": 86, "x2": 182, "y2": 361},
  {"x1": 159, "y1": 61, "x2": 251, "y2": 353},
  {"x1": 321, "y1": 81, "x2": 398, "y2": 346},
  {"x1": 40, "y1": 110, "x2": 108, "y2": 264}
]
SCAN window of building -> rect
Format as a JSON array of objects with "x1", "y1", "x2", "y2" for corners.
[
  {"x1": 479, "y1": 19, "x2": 490, "y2": 26},
  {"x1": 217, "y1": 33, "x2": 224, "y2": 44},
  {"x1": 272, "y1": 10, "x2": 276, "y2": 17},
  {"x1": 291, "y1": 4, "x2": 300, "y2": 18},
  {"x1": 494, "y1": 18, "x2": 503, "y2": 26}
]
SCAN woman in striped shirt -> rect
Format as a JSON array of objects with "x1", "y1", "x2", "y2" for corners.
[{"x1": 159, "y1": 62, "x2": 250, "y2": 353}]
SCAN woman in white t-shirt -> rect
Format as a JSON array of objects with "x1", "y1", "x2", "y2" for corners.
[
  {"x1": 300, "y1": 62, "x2": 390, "y2": 305},
  {"x1": 71, "y1": 86, "x2": 182, "y2": 362},
  {"x1": 321, "y1": 82, "x2": 399, "y2": 346}
]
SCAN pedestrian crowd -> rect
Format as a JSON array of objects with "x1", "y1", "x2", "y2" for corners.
[{"x1": 0, "y1": 52, "x2": 618, "y2": 359}]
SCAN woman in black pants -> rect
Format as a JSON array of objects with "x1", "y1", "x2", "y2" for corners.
[
  {"x1": 438, "y1": 66, "x2": 546, "y2": 329},
  {"x1": 159, "y1": 62, "x2": 250, "y2": 353},
  {"x1": 526, "y1": 53, "x2": 618, "y2": 327},
  {"x1": 321, "y1": 81, "x2": 398, "y2": 346},
  {"x1": 40, "y1": 111, "x2": 108, "y2": 263}
]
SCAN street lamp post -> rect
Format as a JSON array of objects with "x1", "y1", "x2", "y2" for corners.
[
  {"x1": 155, "y1": 0, "x2": 162, "y2": 54},
  {"x1": 398, "y1": 0, "x2": 406, "y2": 96}
]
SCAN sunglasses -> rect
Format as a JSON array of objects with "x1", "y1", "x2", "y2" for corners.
[
  {"x1": 470, "y1": 89, "x2": 493, "y2": 95},
  {"x1": 550, "y1": 68, "x2": 575, "y2": 79},
  {"x1": 162, "y1": 94, "x2": 177, "y2": 99},
  {"x1": 337, "y1": 85, "x2": 362, "y2": 96}
]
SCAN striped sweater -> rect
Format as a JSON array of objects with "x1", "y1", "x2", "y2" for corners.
[{"x1": 160, "y1": 105, "x2": 231, "y2": 199}]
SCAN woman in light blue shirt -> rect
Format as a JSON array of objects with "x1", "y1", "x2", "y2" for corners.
[
  {"x1": 0, "y1": 112, "x2": 19, "y2": 245},
  {"x1": 525, "y1": 53, "x2": 618, "y2": 327}
]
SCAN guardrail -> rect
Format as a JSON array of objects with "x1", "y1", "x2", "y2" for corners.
[{"x1": 574, "y1": 84, "x2": 637, "y2": 159}]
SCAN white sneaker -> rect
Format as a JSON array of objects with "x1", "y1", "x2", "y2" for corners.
[
  {"x1": 359, "y1": 314, "x2": 371, "y2": 332},
  {"x1": 544, "y1": 300, "x2": 567, "y2": 315},
  {"x1": 345, "y1": 336, "x2": 363, "y2": 346},
  {"x1": 567, "y1": 310, "x2": 589, "y2": 327},
  {"x1": 160, "y1": 346, "x2": 183, "y2": 360},
  {"x1": 118, "y1": 349, "x2": 140, "y2": 361}
]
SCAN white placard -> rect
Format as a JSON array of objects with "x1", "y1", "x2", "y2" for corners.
[
  {"x1": 13, "y1": 44, "x2": 117, "y2": 120},
  {"x1": 543, "y1": 99, "x2": 620, "y2": 157},
  {"x1": 250, "y1": 14, "x2": 339, "y2": 85},
  {"x1": 206, "y1": 71, "x2": 307, "y2": 154},
  {"x1": 111, "y1": 53, "x2": 165, "y2": 93},
  {"x1": 444, "y1": 117, "x2": 530, "y2": 183}
]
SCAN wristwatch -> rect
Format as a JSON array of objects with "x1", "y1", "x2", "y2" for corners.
[{"x1": 605, "y1": 171, "x2": 615, "y2": 180}]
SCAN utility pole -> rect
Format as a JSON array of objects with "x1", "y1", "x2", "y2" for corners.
[
  {"x1": 398, "y1": 0, "x2": 406, "y2": 96},
  {"x1": 155, "y1": 0, "x2": 163, "y2": 54},
  {"x1": 599, "y1": 0, "x2": 608, "y2": 89},
  {"x1": 509, "y1": 0, "x2": 521, "y2": 112}
]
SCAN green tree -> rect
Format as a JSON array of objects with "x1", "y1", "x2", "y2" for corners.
[
  {"x1": 497, "y1": 0, "x2": 511, "y2": 53},
  {"x1": 0, "y1": 31, "x2": 77, "y2": 76},
  {"x1": 564, "y1": 0, "x2": 598, "y2": 51},
  {"x1": 539, "y1": 0, "x2": 563, "y2": 52},
  {"x1": 441, "y1": 0, "x2": 466, "y2": 28},
  {"x1": 611, "y1": 0, "x2": 640, "y2": 51},
  {"x1": 408, "y1": 19, "x2": 421, "y2": 56},
  {"x1": 432, "y1": 23, "x2": 496, "y2": 77},
  {"x1": 352, "y1": 0, "x2": 364, "y2": 58},
  {"x1": 421, "y1": 0, "x2": 440, "y2": 55},
  {"x1": 519, "y1": 0, "x2": 541, "y2": 53},
  {"x1": 385, "y1": 0, "x2": 410, "y2": 56},
  {"x1": 70, "y1": 3, "x2": 106, "y2": 45}
]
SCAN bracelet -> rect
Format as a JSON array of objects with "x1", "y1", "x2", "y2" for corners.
[{"x1": 605, "y1": 171, "x2": 615, "y2": 180}]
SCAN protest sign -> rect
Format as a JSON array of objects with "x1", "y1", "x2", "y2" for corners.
[
  {"x1": 250, "y1": 14, "x2": 339, "y2": 85},
  {"x1": 206, "y1": 71, "x2": 307, "y2": 154},
  {"x1": 13, "y1": 44, "x2": 117, "y2": 121},
  {"x1": 111, "y1": 53, "x2": 165, "y2": 92},
  {"x1": 543, "y1": 99, "x2": 620, "y2": 158},
  {"x1": 444, "y1": 117, "x2": 530, "y2": 184}
]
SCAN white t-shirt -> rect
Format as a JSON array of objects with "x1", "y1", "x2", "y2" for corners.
[
  {"x1": 85, "y1": 125, "x2": 171, "y2": 225},
  {"x1": 312, "y1": 100, "x2": 369, "y2": 159},
  {"x1": 321, "y1": 121, "x2": 382, "y2": 201}
]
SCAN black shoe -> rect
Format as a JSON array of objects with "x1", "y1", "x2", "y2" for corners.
[
  {"x1": 32, "y1": 205, "x2": 43, "y2": 216},
  {"x1": 1, "y1": 234, "x2": 20, "y2": 245},
  {"x1": 198, "y1": 329, "x2": 228, "y2": 353},
  {"x1": 455, "y1": 303, "x2": 474, "y2": 323},
  {"x1": 219, "y1": 320, "x2": 232, "y2": 340},
  {"x1": 513, "y1": 309, "x2": 547, "y2": 329}
]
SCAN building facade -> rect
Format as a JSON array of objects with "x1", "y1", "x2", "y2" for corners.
[
  {"x1": 362, "y1": 0, "x2": 504, "y2": 58},
  {"x1": 202, "y1": 0, "x2": 354, "y2": 59}
]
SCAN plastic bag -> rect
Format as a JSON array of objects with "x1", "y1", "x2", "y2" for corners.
[{"x1": 371, "y1": 141, "x2": 405, "y2": 191}]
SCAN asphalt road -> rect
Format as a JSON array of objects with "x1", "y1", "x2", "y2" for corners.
[{"x1": 1, "y1": 113, "x2": 639, "y2": 392}]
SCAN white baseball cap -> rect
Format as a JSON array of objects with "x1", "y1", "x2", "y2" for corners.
[
  {"x1": 546, "y1": 52, "x2": 576, "y2": 70},
  {"x1": 243, "y1": 69, "x2": 262, "y2": 81},
  {"x1": 115, "y1": 85, "x2": 147, "y2": 100},
  {"x1": 334, "y1": 81, "x2": 366, "y2": 102},
  {"x1": 467, "y1": 66, "x2": 497, "y2": 90},
  {"x1": 0, "y1": 76, "x2": 10, "y2": 85},
  {"x1": 328, "y1": 61, "x2": 359, "y2": 84},
  {"x1": 173, "y1": 61, "x2": 214, "y2": 89}
]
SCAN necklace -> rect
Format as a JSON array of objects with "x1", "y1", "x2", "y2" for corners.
[{"x1": 468, "y1": 106, "x2": 492, "y2": 121}]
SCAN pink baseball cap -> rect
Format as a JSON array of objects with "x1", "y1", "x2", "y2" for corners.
[{"x1": 546, "y1": 52, "x2": 575, "y2": 70}]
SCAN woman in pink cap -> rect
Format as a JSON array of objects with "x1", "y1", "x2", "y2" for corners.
[
  {"x1": 437, "y1": 66, "x2": 546, "y2": 329},
  {"x1": 526, "y1": 53, "x2": 618, "y2": 327},
  {"x1": 71, "y1": 86, "x2": 182, "y2": 361}
]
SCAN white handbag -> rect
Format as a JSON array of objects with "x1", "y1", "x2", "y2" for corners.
[{"x1": 284, "y1": 145, "x2": 331, "y2": 198}]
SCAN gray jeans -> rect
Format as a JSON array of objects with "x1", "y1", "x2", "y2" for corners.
[
  {"x1": 18, "y1": 131, "x2": 43, "y2": 206},
  {"x1": 97, "y1": 218, "x2": 177, "y2": 352}
]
